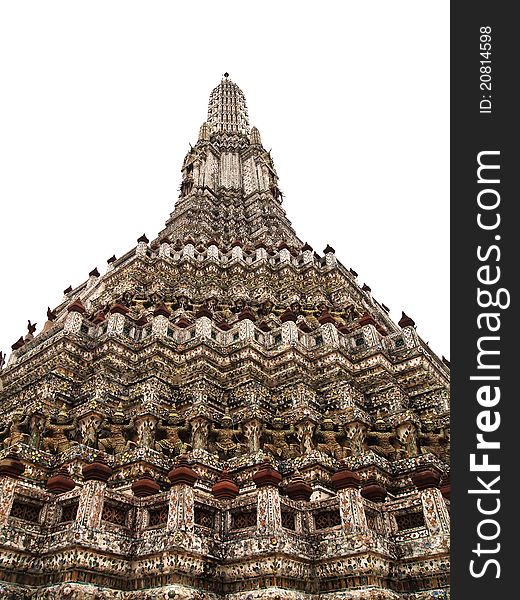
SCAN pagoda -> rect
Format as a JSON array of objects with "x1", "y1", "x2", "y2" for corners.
[{"x1": 0, "y1": 75, "x2": 450, "y2": 599}]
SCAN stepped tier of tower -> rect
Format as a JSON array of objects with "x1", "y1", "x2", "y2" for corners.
[{"x1": 0, "y1": 76, "x2": 450, "y2": 600}]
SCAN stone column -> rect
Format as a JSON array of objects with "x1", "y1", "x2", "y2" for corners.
[
  {"x1": 302, "y1": 243, "x2": 314, "y2": 264},
  {"x1": 152, "y1": 306, "x2": 170, "y2": 336},
  {"x1": 207, "y1": 243, "x2": 219, "y2": 259},
  {"x1": 281, "y1": 320, "x2": 298, "y2": 345},
  {"x1": 398, "y1": 313, "x2": 419, "y2": 349},
  {"x1": 166, "y1": 457, "x2": 198, "y2": 533},
  {"x1": 320, "y1": 322, "x2": 339, "y2": 347},
  {"x1": 63, "y1": 300, "x2": 85, "y2": 334},
  {"x1": 106, "y1": 312, "x2": 125, "y2": 335},
  {"x1": 76, "y1": 481, "x2": 105, "y2": 530},
  {"x1": 238, "y1": 317, "x2": 255, "y2": 341},
  {"x1": 195, "y1": 315, "x2": 212, "y2": 339},
  {"x1": 77, "y1": 459, "x2": 113, "y2": 530},
  {"x1": 136, "y1": 234, "x2": 149, "y2": 256},
  {"x1": 231, "y1": 243, "x2": 243, "y2": 261},
  {"x1": 331, "y1": 464, "x2": 368, "y2": 535},
  {"x1": 0, "y1": 454, "x2": 25, "y2": 526},
  {"x1": 279, "y1": 247, "x2": 291, "y2": 263},
  {"x1": 412, "y1": 468, "x2": 450, "y2": 536},
  {"x1": 255, "y1": 245, "x2": 268, "y2": 261},
  {"x1": 182, "y1": 242, "x2": 195, "y2": 259},
  {"x1": 0, "y1": 477, "x2": 17, "y2": 527},
  {"x1": 159, "y1": 240, "x2": 171, "y2": 259},
  {"x1": 323, "y1": 245, "x2": 337, "y2": 268},
  {"x1": 87, "y1": 268, "x2": 100, "y2": 289},
  {"x1": 253, "y1": 461, "x2": 283, "y2": 534},
  {"x1": 361, "y1": 323, "x2": 379, "y2": 347},
  {"x1": 106, "y1": 255, "x2": 116, "y2": 272}
]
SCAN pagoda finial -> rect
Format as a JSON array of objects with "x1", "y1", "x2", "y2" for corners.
[{"x1": 207, "y1": 76, "x2": 249, "y2": 135}]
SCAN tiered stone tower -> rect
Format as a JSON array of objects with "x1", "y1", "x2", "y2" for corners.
[{"x1": 0, "y1": 75, "x2": 450, "y2": 599}]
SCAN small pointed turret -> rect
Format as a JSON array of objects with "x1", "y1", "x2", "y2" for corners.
[
  {"x1": 198, "y1": 122, "x2": 210, "y2": 141},
  {"x1": 250, "y1": 126, "x2": 262, "y2": 145}
]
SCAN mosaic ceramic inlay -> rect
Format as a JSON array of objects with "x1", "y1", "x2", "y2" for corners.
[{"x1": 0, "y1": 75, "x2": 450, "y2": 599}]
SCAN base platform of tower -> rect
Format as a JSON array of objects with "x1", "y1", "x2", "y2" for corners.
[{"x1": 0, "y1": 76, "x2": 450, "y2": 599}]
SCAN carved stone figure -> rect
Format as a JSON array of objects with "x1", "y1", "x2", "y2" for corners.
[
  {"x1": 190, "y1": 416, "x2": 210, "y2": 451},
  {"x1": 156, "y1": 411, "x2": 191, "y2": 456},
  {"x1": 263, "y1": 416, "x2": 296, "y2": 459},
  {"x1": 316, "y1": 416, "x2": 350, "y2": 459},
  {"x1": 78, "y1": 415, "x2": 104, "y2": 448},
  {"x1": 211, "y1": 412, "x2": 244, "y2": 458},
  {"x1": 1, "y1": 410, "x2": 30, "y2": 449},
  {"x1": 98, "y1": 405, "x2": 136, "y2": 454},
  {"x1": 180, "y1": 172, "x2": 194, "y2": 197},
  {"x1": 43, "y1": 406, "x2": 78, "y2": 453},
  {"x1": 135, "y1": 415, "x2": 158, "y2": 449},
  {"x1": 418, "y1": 421, "x2": 450, "y2": 460},
  {"x1": 367, "y1": 418, "x2": 401, "y2": 459},
  {"x1": 28, "y1": 413, "x2": 46, "y2": 449}
]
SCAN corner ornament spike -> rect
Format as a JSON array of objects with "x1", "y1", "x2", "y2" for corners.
[{"x1": 398, "y1": 311, "x2": 416, "y2": 328}]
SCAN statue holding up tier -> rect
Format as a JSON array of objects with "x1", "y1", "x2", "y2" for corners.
[
  {"x1": 98, "y1": 404, "x2": 136, "y2": 454},
  {"x1": 211, "y1": 411, "x2": 244, "y2": 458},
  {"x1": 418, "y1": 420, "x2": 450, "y2": 461},
  {"x1": 43, "y1": 405, "x2": 78, "y2": 453},
  {"x1": 263, "y1": 415, "x2": 296, "y2": 459},
  {"x1": 155, "y1": 410, "x2": 191, "y2": 456},
  {"x1": 180, "y1": 153, "x2": 196, "y2": 196},
  {"x1": 367, "y1": 417, "x2": 401, "y2": 459},
  {"x1": 316, "y1": 415, "x2": 350, "y2": 459},
  {"x1": 1, "y1": 410, "x2": 30, "y2": 449}
]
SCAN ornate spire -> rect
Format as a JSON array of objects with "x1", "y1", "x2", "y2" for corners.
[
  {"x1": 207, "y1": 74, "x2": 249, "y2": 135},
  {"x1": 156, "y1": 76, "x2": 300, "y2": 247}
]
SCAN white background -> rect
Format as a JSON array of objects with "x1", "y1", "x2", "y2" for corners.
[{"x1": 0, "y1": 1, "x2": 449, "y2": 362}]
